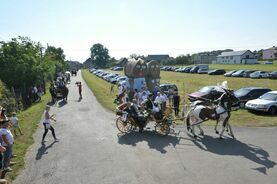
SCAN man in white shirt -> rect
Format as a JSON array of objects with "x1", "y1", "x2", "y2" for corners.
[{"x1": 160, "y1": 91, "x2": 168, "y2": 112}]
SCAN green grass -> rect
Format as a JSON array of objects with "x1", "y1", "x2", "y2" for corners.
[
  {"x1": 7, "y1": 90, "x2": 51, "y2": 181},
  {"x1": 86, "y1": 68, "x2": 277, "y2": 127},
  {"x1": 82, "y1": 70, "x2": 118, "y2": 111}
]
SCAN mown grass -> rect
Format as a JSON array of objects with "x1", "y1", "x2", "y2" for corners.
[
  {"x1": 87, "y1": 66, "x2": 276, "y2": 127},
  {"x1": 7, "y1": 90, "x2": 51, "y2": 181},
  {"x1": 82, "y1": 70, "x2": 118, "y2": 111}
]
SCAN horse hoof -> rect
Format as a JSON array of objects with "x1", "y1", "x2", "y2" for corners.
[
  {"x1": 215, "y1": 131, "x2": 219, "y2": 134},
  {"x1": 219, "y1": 137, "x2": 223, "y2": 140}
]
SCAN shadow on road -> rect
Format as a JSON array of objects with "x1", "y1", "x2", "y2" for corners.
[
  {"x1": 117, "y1": 131, "x2": 180, "y2": 154},
  {"x1": 36, "y1": 141, "x2": 57, "y2": 160},
  {"x1": 191, "y1": 135, "x2": 276, "y2": 175},
  {"x1": 58, "y1": 100, "x2": 67, "y2": 108}
]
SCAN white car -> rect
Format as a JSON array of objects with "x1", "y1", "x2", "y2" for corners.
[
  {"x1": 245, "y1": 91, "x2": 277, "y2": 115},
  {"x1": 250, "y1": 71, "x2": 269, "y2": 79}
]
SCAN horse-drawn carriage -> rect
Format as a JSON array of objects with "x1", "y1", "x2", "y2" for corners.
[
  {"x1": 116, "y1": 104, "x2": 175, "y2": 136},
  {"x1": 115, "y1": 81, "x2": 240, "y2": 139}
]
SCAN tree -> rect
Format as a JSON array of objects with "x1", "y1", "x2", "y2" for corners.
[
  {"x1": 44, "y1": 46, "x2": 67, "y2": 74},
  {"x1": 0, "y1": 36, "x2": 67, "y2": 96},
  {"x1": 90, "y1": 43, "x2": 110, "y2": 68}
]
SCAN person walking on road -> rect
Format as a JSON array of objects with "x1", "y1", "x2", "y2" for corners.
[
  {"x1": 41, "y1": 105, "x2": 58, "y2": 143},
  {"x1": 76, "y1": 82, "x2": 82, "y2": 99},
  {"x1": 173, "y1": 91, "x2": 180, "y2": 116}
]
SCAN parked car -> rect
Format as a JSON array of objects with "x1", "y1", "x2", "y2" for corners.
[
  {"x1": 182, "y1": 66, "x2": 193, "y2": 73},
  {"x1": 234, "y1": 87, "x2": 271, "y2": 108},
  {"x1": 197, "y1": 68, "x2": 209, "y2": 74},
  {"x1": 190, "y1": 65, "x2": 208, "y2": 73},
  {"x1": 117, "y1": 76, "x2": 127, "y2": 84},
  {"x1": 268, "y1": 71, "x2": 277, "y2": 79},
  {"x1": 160, "y1": 84, "x2": 178, "y2": 95},
  {"x1": 208, "y1": 69, "x2": 226, "y2": 75},
  {"x1": 112, "y1": 66, "x2": 123, "y2": 71},
  {"x1": 245, "y1": 91, "x2": 277, "y2": 115},
  {"x1": 175, "y1": 68, "x2": 183, "y2": 72},
  {"x1": 231, "y1": 70, "x2": 245, "y2": 77},
  {"x1": 224, "y1": 70, "x2": 237, "y2": 77},
  {"x1": 242, "y1": 70, "x2": 257, "y2": 78},
  {"x1": 110, "y1": 75, "x2": 121, "y2": 84},
  {"x1": 188, "y1": 86, "x2": 225, "y2": 102},
  {"x1": 250, "y1": 71, "x2": 269, "y2": 79}
]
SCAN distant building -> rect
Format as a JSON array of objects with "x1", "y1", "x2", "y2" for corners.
[
  {"x1": 216, "y1": 50, "x2": 257, "y2": 64},
  {"x1": 192, "y1": 50, "x2": 233, "y2": 64},
  {"x1": 146, "y1": 55, "x2": 170, "y2": 63},
  {"x1": 263, "y1": 46, "x2": 277, "y2": 60},
  {"x1": 192, "y1": 53, "x2": 217, "y2": 64},
  {"x1": 116, "y1": 57, "x2": 128, "y2": 67}
]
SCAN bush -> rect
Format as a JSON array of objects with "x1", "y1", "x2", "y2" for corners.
[{"x1": 0, "y1": 80, "x2": 22, "y2": 114}]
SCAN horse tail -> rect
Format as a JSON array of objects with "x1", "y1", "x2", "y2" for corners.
[{"x1": 186, "y1": 116, "x2": 191, "y2": 131}]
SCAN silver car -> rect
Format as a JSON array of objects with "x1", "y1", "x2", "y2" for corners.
[{"x1": 245, "y1": 91, "x2": 277, "y2": 115}]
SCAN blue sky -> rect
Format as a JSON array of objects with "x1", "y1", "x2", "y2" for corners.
[{"x1": 1, "y1": 0, "x2": 276, "y2": 61}]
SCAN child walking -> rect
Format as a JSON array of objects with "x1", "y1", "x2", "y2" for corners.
[
  {"x1": 42, "y1": 105, "x2": 58, "y2": 143},
  {"x1": 9, "y1": 112, "x2": 23, "y2": 137}
]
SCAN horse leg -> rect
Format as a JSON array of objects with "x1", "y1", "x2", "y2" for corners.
[
  {"x1": 191, "y1": 125, "x2": 197, "y2": 138},
  {"x1": 198, "y1": 125, "x2": 204, "y2": 136},
  {"x1": 219, "y1": 113, "x2": 230, "y2": 139},
  {"x1": 215, "y1": 120, "x2": 219, "y2": 134},
  {"x1": 227, "y1": 123, "x2": 235, "y2": 139}
]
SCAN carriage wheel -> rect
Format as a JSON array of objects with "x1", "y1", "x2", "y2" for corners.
[
  {"x1": 116, "y1": 117, "x2": 132, "y2": 133},
  {"x1": 155, "y1": 123, "x2": 170, "y2": 136}
]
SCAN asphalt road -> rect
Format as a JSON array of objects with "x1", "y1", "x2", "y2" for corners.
[{"x1": 15, "y1": 71, "x2": 277, "y2": 184}]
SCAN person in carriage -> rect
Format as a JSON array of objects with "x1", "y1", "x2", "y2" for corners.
[{"x1": 117, "y1": 100, "x2": 147, "y2": 133}]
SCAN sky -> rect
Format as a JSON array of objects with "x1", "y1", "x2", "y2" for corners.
[{"x1": 0, "y1": 0, "x2": 277, "y2": 62}]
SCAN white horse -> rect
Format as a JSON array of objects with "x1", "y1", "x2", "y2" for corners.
[{"x1": 185, "y1": 88, "x2": 239, "y2": 139}]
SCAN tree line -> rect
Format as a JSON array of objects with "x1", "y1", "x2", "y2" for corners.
[{"x1": 0, "y1": 36, "x2": 68, "y2": 111}]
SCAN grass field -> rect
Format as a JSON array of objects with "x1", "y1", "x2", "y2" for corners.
[
  {"x1": 83, "y1": 66, "x2": 277, "y2": 127},
  {"x1": 82, "y1": 70, "x2": 118, "y2": 111},
  {"x1": 8, "y1": 91, "x2": 51, "y2": 181}
]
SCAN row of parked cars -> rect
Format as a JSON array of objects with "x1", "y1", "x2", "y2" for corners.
[
  {"x1": 189, "y1": 86, "x2": 277, "y2": 115},
  {"x1": 89, "y1": 68, "x2": 127, "y2": 85},
  {"x1": 161, "y1": 65, "x2": 277, "y2": 79},
  {"x1": 224, "y1": 70, "x2": 277, "y2": 79}
]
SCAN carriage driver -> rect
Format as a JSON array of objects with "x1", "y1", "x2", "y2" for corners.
[{"x1": 117, "y1": 101, "x2": 146, "y2": 133}]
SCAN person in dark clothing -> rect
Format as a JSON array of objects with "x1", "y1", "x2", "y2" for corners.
[
  {"x1": 76, "y1": 82, "x2": 82, "y2": 99},
  {"x1": 173, "y1": 91, "x2": 180, "y2": 116},
  {"x1": 49, "y1": 83, "x2": 57, "y2": 103}
]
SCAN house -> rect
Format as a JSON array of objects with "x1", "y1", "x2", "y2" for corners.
[
  {"x1": 216, "y1": 50, "x2": 257, "y2": 64},
  {"x1": 263, "y1": 46, "x2": 277, "y2": 60},
  {"x1": 192, "y1": 49, "x2": 233, "y2": 64},
  {"x1": 116, "y1": 57, "x2": 128, "y2": 67},
  {"x1": 146, "y1": 55, "x2": 170, "y2": 63},
  {"x1": 192, "y1": 52, "x2": 217, "y2": 64}
]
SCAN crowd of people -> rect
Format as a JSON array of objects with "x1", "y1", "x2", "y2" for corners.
[
  {"x1": 0, "y1": 106, "x2": 24, "y2": 183},
  {"x1": 24, "y1": 84, "x2": 44, "y2": 106},
  {"x1": 115, "y1": 84, "x2": 180, "y2": 132}
]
